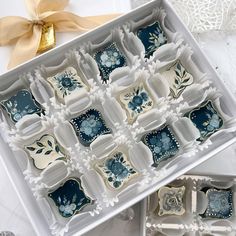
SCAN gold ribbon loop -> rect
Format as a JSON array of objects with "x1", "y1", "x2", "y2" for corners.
[
  {"x1": 37, "y1": 0, "x2": 70, "y2": 15},
  {"x1": 0, "y1": 16, "x2": 31, "y2": 45},
  {"x1": 0, "y1": 0, "x2": 119, "y2": 69}
]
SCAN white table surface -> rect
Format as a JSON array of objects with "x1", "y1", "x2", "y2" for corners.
[{"x1": 0, "y1": 1, "x2": 236, "y2": 236}]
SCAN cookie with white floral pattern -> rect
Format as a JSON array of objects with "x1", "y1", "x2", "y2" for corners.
[
  {"x1": 0, "y1": 89, "x2": 43, "y2": 123},
  {"x1": 136, "y1": 21, "x2": 167, "y2": 58},
  {"x1": 201, "y1": 188, "x2": 233, "y2": 219},
  {"x1": 46, "y1": 67, "x2": 88, "y2": 102},
  {"x1": 142, "y1": 125, "x2": 180, "y2": 167},
  {"x1": 184, "y1": 100, "x2": 223, "y2": 141},
  {"x1": 119, "y1": 82, "x2": 154, "y2": 123},
  {"x1": 70, "y1": 108, "x2": 112, "y2": 146},
  {"x1": 48, "y1": 178, "x2": 93, "y2": 218},
  {"x1": 93, "y1": 43, "x2": 127, "y2": 83}
]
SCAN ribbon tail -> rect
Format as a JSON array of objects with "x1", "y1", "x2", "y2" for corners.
[
  {"x1": 42, "y1": 11, "x2": 120, "y2": 32},
  {"x1": 8, "y1": 24, "x2": 42, "y2": 69},
  {"x1": 0, "y1": 16, "x2": 32, "y2": 45},
  {"x1": 82, "y1": 14, "x2": 121, "y2": 25},
  {"x1": 37, "y1": 0, "x2": 69, "y2": 14}
]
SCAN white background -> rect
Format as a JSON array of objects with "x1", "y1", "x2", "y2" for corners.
[{"x1": 0, "y1": 0, "x2": 236, "y2": 235}]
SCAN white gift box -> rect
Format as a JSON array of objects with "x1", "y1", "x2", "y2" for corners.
[
  {"x1": 0, "y1": 1, "x2": 236, "y2": 236},
  {"x1": 141, "y1": 171, "x2": 236, "y2": 235}
]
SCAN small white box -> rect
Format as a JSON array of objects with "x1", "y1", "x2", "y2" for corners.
[{"x1": 142, "y1": 172, "x2": 236, "y2": 235}]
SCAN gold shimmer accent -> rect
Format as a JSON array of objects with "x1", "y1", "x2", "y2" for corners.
[{"x1": 37, "y1": 22, "x2": 56, "y2": 53}]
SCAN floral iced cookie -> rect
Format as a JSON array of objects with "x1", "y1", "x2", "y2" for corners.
[
  {"x1": 93, "y1": 43, "x2": 127, "y2": 83},
  {"x1": 184, "y1": 100, "x2": 223, "y2": 141},
  {"x1": 157, "y1": 186, "x2": 185, "y2": 216},
  {"x1": 48, "y1": 178, "x2": 93, "y2": 218},
  {"x1": 70, "y1": 109, "x2": 111, "y2": 146},
  {"x1": 136, "y1": 21, "x2": 167, "y2": 58},
  {"x1": 0, "y1": 89, "x2": 43, "y2": 123},
  {"x1": 46, "y1": 67, "x2": 88, "y2": 102},
  {"x1": 119, "y1": 82, "x2": 154, "y2": 123},
  {"x1": 142, "y1": 125, "x2": 180, "y2": 167},
  {"x1": 25, "y1": 134, "x2": 67, "y2": 170},
  {"x1": 160, "y1": 61, "x2": 193, "y2": 98},
  {"x1": 95, "y1": 151, "x2": 138, "y2": 190},
  {"x1": 202, "y1": 188, "x2": 233, "y2": 219}
]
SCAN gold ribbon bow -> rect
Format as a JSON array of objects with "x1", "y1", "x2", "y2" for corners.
[{"x1": 0, "y1": 0, "x2": 119, "y2": 69}]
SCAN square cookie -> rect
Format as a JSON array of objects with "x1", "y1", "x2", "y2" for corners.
[
  {"x1": 46, "y1": 67, "x2": 88, "y2": 102},
  {"x1": 202, "y1": 188, "x2": 233, "y2": 219},
  {"x1": 118, "y1": 82, "x2": 154, "y2": 123},
  {"x1": 157, "y1": 186, "x2": 185, "y2": 216},
  {"x1": 95, "y1": 150, "x2": 138, "y2": 190},
  {"x1": 160, "y1": 61, "x2": 193, "y2": 98},
  {"x1": 142, "y1": 125, "x2": 180, "y2": 167},
  {"x1": 136, "y1": 21, "x2": 167, "y2": 58},
  {"x1": 184, "y1": 100, "x2": 223, "y2": 141},
  {"x1": 70, "y1": 109, "x2": 111, "y2": 146},
  {"x1": 93, "y1": 43, "x2": 127, "y2": 83},
  {"x1": 0, "y1": 89, "x2": 43, "y2": 123},
  {"x1": 48, "y1": 178, "x2": 94, "y2": 218},
  {"x1": 25, "y1": 134, "x2": 67, "y2": 170}
]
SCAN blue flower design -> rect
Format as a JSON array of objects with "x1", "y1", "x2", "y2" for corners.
[
  {"x1": 142, "y1": 125, "x2": 180, "y2": 167},
  {"x1": 202, "y1": 188, "x2": 233, "y2": 219},
  {"x1": 120, "y1": 83, "x2": 153, "y2": 122},
  {"x1": 80, "y1": 115, "x2": 103, "y2": 137},
  {"x1": 151, "y1": 132, "x2": 171, "y2": 154},
  {"x1": 48, "y1": 179, "x2": 93, "y2": 218},
  {"x1": 47, "y1": 67, "x2": 86, "y2": 100},
  {"x1": 93, "y1": 43, "x2": 127, "y2": 83},
  {"x1": 1, "y1": 89, "x2": 43, "y2": 123},
  {"x1": 60, "y1": 76, "x2": 77, "y2": 90},
  {"x1": 128, "y1": 92, "x2": 149, "y2": 111},
  {"x1": 106, "y1": 159, "x2": 129, "y2": 179},
  {"x1": 137, "y1": 21, "x2": 167, "y2": 58},
  {"x1": 96, "y1": 151, "x2": 137, "y2": 190},
  {"x1": 70, "y1": 109, "x2": 111, "y2": 146},
  {"x1": 185, "y1": 100, "x2": 223, "y2": 141}
]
